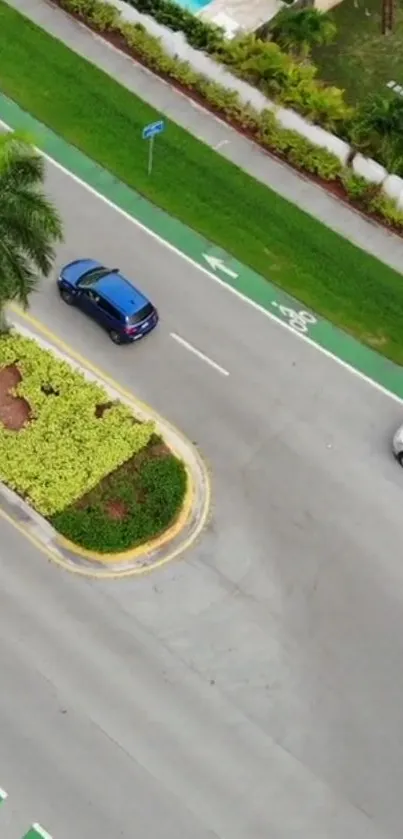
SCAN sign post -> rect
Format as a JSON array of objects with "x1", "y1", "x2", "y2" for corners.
[{"x1": 142, "y1": 120, "x2": 165, "y2": 176}]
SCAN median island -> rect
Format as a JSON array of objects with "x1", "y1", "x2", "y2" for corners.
[{"x1": 0, "y1": 332, "x2": 187, "y2": 554}]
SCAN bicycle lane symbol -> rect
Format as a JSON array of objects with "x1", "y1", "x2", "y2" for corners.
[{"x1": 270, "y1": 302, "x2": 317, "y2": 335}]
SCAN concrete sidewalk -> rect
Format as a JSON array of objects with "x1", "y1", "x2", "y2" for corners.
[{"x1": 6, "y1": 0, "x2": 403, "y2": 274}]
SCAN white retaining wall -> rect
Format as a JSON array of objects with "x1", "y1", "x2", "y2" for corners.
[
  {"x1": 110, "y1": 0, "x2": 403, "y2": 206},
  {"x1": 314, "y1": 0, "x2": 344, "y2": 11}
]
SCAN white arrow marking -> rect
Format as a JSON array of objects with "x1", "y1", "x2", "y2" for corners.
[{"x1": 203, "y1": 254, "x2": 238, "y2": 279}]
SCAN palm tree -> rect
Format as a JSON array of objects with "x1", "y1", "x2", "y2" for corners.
[
  {"x1": 270, "y1": 8, "x2": 337, "y2": 59},
  {"x1": 0, "y1": 132, "x2": 63, "y2": 330},
  {"x1": 351, "y1": 93, "x2": 403, "y2": 172}
]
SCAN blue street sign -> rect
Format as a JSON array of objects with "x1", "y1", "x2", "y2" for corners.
[{"x1": 142, "y1": 120, "x2": 165, "y2": 140}]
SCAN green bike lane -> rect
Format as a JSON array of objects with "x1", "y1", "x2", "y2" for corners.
[
  {"x1": 23, "y1": 826, "x2": 52, "y2": 839},
  {"x1": 1, "y1": 92, "x2": 403, "y2": 400}
]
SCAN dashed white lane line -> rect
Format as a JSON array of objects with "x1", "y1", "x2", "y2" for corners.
[
  {"x1": 170, "y1": 332, "x2": 230, "y2": 377},
  {"x1": 0, "y1": 788, "x2": 7, "y2": 802},
  {"x1": 213, "y1": 140, "x2": 230, "y2": 151}
]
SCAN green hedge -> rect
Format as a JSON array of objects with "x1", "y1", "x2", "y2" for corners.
[
  {"x1": 51, "y1": 448, "x2": 187, "y2": 552},
  {"x1": 130, "y1": 0, "x2": 223, "y2": 50},
  {"x1": 0, "y1": 332, "x2": 154, "y2": 515},
  {"x1": 57, "y1": 0, "x2": 403, "y2": 233},
  {"x1": 339, "y1": 171, "x2": 403, "y2": 227}
]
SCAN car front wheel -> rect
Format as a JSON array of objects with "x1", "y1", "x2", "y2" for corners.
[
  {"x1": 60, "y1": 288, "x2": 75, "y2": 305},
  {"x1": 397, "y1": 452, "x2": 403, "y2": 466}
]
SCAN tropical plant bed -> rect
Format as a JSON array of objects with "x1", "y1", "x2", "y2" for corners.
[
  {"x1": 4, "y1": 2, "x2": 403, "y2": 364},
  {"x1": 0, "y1": 332, "x2": 187, "y2": 553}
]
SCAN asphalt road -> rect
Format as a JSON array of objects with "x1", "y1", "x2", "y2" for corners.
[{"x1": 3, "y1": 160, "x2": 403, "y2": 839}]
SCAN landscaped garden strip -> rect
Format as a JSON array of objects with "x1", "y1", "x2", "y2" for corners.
[
  {"x1": 0, "y1": 331, "x2": 187, "y2": 552},
  {"x1": 3, "y1": 1, "x2": 403, "y2": 364}
]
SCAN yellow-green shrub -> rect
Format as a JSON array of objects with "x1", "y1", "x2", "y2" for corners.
[
  {"x1": 368, "y1": 191, "x2": 403, "y2": 229},
  {"x1": 213, "y1": 34, "x2": 351, "y2": 131},
  {"x1": 91, "y1": 1, "x2": 121, "y2": 30},
  {"x1": 0, "y1": 333, "x2": 154, "y2": 516}
]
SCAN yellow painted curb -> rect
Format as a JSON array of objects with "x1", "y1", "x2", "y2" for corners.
[{"x1": 56, "y1": 463, "x2": 194, "y2": 563}]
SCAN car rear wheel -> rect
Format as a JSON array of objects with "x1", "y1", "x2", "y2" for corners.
[
  {"x1": 109, "y1": 330, "x2": 122, "y2": 345},
  {"x1": 60, "y1": 288, "x2": 75, "y2": 305},
  {"x1": 397, "y1": 452, "x2": 403, "y2": 466}
]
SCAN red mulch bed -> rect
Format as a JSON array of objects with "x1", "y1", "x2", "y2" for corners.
[
  {"x1": 0, "y1": 365, "x2": 31, "y2": 431},
  {"x1": 105, "y1": 498, "x2": 128, "y2": 520},
  {"x1": 52, "y1": 0, "x2": 403, "y2": 239}
]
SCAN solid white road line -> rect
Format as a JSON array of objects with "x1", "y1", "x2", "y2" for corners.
[
  {"x1": 0, "y1": 117, "x2": 402, "y2": 405},
  {"x1": 31, "y1": 824, "x2": 53, "y2": 839},
  {"x1": 170, "y1": 332, "x2": 230, "y2": 376}
]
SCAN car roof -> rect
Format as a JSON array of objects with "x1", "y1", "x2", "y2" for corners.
[{"x1": 94, "y1": 271, "x2": 150, "y2": 315}]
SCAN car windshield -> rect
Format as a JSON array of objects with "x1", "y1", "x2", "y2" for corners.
[
  {"x1": 127, "y1": 303, "x2": 154, "y2": 325},
  {"x1": 77, "y1": 267, "x2": 110, "y2": 287}
]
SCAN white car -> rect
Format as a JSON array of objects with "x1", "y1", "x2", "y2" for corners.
[{"x1": 393, "y1": 426, "x2": 403, "y2": 465}]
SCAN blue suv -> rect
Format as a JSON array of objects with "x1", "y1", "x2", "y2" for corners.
[{"x1": 57, "y1": 259, "x2": 159, "y2": 344}]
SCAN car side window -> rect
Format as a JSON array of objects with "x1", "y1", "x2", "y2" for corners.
[
  {"x1": 83, "y1": 289, "x2": 101, "y2": 304},
  {"x1": 97, "y1": 297, "x2": 121, "y2": 320}
]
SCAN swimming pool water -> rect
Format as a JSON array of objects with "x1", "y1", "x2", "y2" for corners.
[{"x1": 175, "y1": 0, "x2": 211, "y2": 12}]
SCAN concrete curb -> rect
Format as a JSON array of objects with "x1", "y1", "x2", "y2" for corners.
[{"x1": 0, "y1": 316, "x2": 211, "y2": 578}]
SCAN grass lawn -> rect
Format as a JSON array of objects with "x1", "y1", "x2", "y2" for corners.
[
  {"x1": 2, "y1": 2, "x2": 403, "y2": 363},
  {"x1": 313, "y1": 0, "x2": 403, "y2": 105},
  {"x1": 0, "y1": 332, "x2": 186, "y2": 553}
]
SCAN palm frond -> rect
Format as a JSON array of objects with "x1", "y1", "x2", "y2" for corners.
[
  {"x1": 0, "y1": 131, "x2": 63, "y2": 305},
  {"x1": 0, "y1": 141, "x2": 44, "y2": 193},
  {"x1": 0, "y1": 241, "x2": 38, "y2": 307}
]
